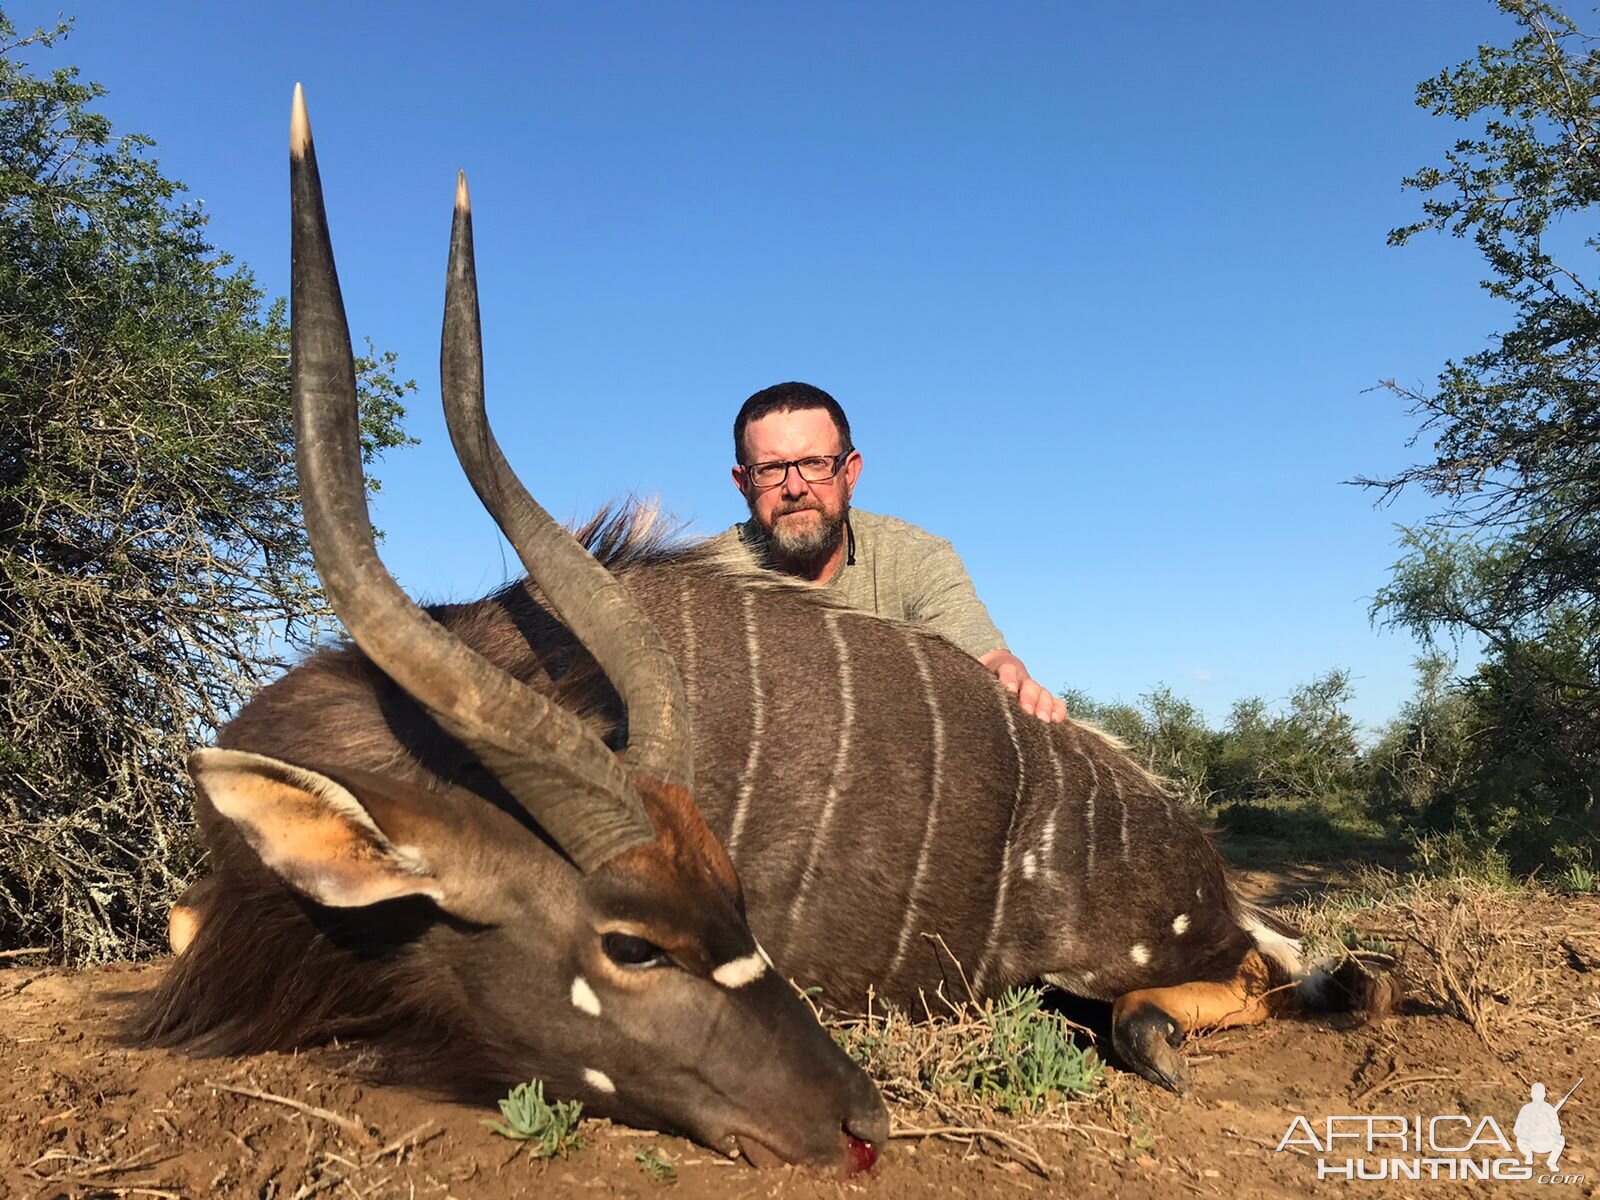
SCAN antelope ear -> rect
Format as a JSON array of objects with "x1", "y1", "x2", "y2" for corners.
[{"x1": 191, "y1": 748, "x2": 445, "y2": 908}]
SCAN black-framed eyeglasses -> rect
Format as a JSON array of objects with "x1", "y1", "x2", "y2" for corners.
[{"x1": 739, "y1": 451, "x2": 852, "y2": 490}]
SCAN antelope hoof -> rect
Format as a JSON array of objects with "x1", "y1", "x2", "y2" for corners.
[{"x1": 1112, "y1": 1002, "x2": 1190, "y2": 1094}]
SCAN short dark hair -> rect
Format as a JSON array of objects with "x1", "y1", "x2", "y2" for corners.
[{"x1": 733, "y1": 382, "x2": 854, "y2": 464}]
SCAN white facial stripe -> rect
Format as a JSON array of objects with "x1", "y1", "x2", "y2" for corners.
[
  {"x1": 712, "y1": 951, "x2": 768, "y2": 988},
  {"x1": 570, "y1": 975, "x2": 601, "y2": 1016},
  {"x1": 583, "y1": 1067, "x2": 616, "y2": 1094},
  {"x1": 1130, "y1": 942, "x2": 1151, "y2": 966},
  {"x1": 1172, "y1": 913, "x2": 1190, "y2": 935}
]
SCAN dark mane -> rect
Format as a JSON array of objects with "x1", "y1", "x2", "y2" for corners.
[
  {"x1": 127, "y1": 862, "x2": 509, "y2": 1098},
  {"x1": 571, "y1": 500, "x2": 695, "y2": 571}
]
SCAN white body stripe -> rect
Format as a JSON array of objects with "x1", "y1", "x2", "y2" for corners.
[
  {"x1": 1115, "y1": 770, "x2": 1129, "y2": 861},
  {"x1": 785, "y1": 609, "x2": 853, "y2": 934},
  {"x1": 570, "y1": 975, "x2": 601, "y2": 1017},
  {"x1": 726, "y1": 592, "x2": 764, "y2": 855},
  {"x1": 1042, "y1": 736, "x2": 1065, "y2": 868},
  {"x1": 712, "y1": 951, "x2": 768, "y2": 988},
  {"x1": 1044, "y1": 968, "x2": 1098, "y2": 995},
  {"x1": 678, "y1": 577, "x2": 698, "y2": 715},
  {"x1": 972, "y1": 692, "x2": 1027, "y2": 996},
  {"x1": 1079, "y1": 749, "x2": 1099, "y2": 873},
  {"x1": 888, "y1": 633, "x2": 946, "y2": 979}
]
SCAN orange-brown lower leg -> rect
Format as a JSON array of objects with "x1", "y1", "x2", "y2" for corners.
[
  {"x1": 1116, "y1": 948, "x2": 1277, "y2": 1032},
  {"x1": 1111, "y1": 950, "x2": 1277, "y2": 1092}
]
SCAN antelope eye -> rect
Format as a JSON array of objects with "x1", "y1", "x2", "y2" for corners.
[{"x1": 602, "y1": 932, "x2": 668, "y2": 969}]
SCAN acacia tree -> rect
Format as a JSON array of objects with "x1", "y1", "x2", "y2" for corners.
[
  {"x1": 1366, "y1": 0, "x2": 1599, "y2": 866},
  {"x1": 0, "y1": 13, "x2": 413, "y2": 961}
]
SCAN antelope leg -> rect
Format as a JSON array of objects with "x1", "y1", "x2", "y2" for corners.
[{"x1": 1110, "y1": 949, "x2": 1275, "y2": 1093}]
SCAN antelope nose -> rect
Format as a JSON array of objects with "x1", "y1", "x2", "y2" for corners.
[
  {"x1": 839, "y1": 1131, "x2": 879, "y2": 1178},
  {"x1": 839, "y1": 1091, "x2": 889, "y2": 1176}
]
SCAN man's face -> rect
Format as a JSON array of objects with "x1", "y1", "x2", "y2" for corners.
[{"x1": 733, "y1": 408, "x2": 862, "y2": 565}]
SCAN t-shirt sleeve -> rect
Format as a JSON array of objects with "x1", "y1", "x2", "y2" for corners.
[{"x1": 906, "y1": 536, "x2": 1007, "y2": 659}]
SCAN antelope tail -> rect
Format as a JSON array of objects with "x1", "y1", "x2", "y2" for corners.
[{"x1": 1236, "y1": 899, "x2": 1401, "y2": 1020}]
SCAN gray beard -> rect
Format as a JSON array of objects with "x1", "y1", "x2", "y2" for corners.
[{"x1": 753, "y1": 503, "x2": 847, "y2": 575}]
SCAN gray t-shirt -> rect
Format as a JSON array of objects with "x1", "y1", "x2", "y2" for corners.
[{"x1": 709, "y1": 508, "x2": 1007, "y2": 660}]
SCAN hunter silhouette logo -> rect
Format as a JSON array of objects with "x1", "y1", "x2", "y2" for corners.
[
  {"x1": 1516, "y1": 1078, "x2": 1580, "y2": 1172},
  {"x1": 1274, "y1": 1076, "x2": 1585, "y2": 1184}
]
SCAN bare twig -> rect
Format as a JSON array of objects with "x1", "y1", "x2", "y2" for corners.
[
  {"x1": 205, "y1": 1080, "x2": 373, "y2": 1145},
  {"x1": 919, "y1": 932, "x2": 979, "y2": 1005},
  {"x1": 31, "y1": 1184, "x2": 181, "y2": 1200},
  {"x1": 892, "y1": 1123, "x2": 1051, "y2": 1178},
  {"x1": 1351, "y1": 1070, "x2": 1459, "y2": 1106},
  {"x1": 372, "y1": 1120, "x2": 438, "y2": 1162}
]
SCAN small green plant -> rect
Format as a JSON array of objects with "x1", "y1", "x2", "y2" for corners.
[
  {"x1": 1561, "y1": 863, "x2": 1597, "y2": 894},
  {"x1": 634, "y1": 1145, "x2": 677, "y2": 1183},
  {"x1": 1337, "y1": 926, "x2": 1397, "y2": 958},
  {"x1": 949, "y1": 988, "x2": 1102, "y2": 1115},
  {"x1": 1411, "y1": 831, "x2": 1520, "y2": 890},
  {"x1": 484, "y1": 1080, "x2": 584, "y2": 1158}
]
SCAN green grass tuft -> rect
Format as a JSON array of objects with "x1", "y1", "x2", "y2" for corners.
[
  {"x1": 1561, "y1": 863, "x2": 1598, "y2": 894},
  {"x1": 484, "y1": 1080, "x2": 584, "y2": 1158},
  {"x1": 634, "y1": 1145, "x2": 677, "y2": 1183},
  {"x1": 944, "y1": 988, "x2": 1103, "y2": 1116}
]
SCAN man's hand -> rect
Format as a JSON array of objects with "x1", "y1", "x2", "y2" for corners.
[{"x1": 979, "y1": 650, "x2": 1068, "y2": 723}]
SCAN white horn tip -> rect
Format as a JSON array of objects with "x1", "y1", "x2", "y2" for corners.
[
  {"x1": 455, "y1": 170, "x2": 470, "y2": 212},
  {"x1": 290, "y1": 83, "x2": 310, "y2": 159}
]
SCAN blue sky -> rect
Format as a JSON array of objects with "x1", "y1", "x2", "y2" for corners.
[{"x1": 21, "y1": 1, "x2": 1519, "y2": 733}]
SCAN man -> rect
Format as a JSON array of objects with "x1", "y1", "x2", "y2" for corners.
[{"x1": 714, "y1": 381, "x2": 1067, "y2": 723}]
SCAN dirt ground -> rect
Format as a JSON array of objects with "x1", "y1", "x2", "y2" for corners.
[{"x1": 3, "y1": 881, "x2": 1597, "y2": 1199}]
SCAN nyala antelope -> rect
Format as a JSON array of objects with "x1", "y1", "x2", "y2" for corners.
[{"x1": 139, "y1": 89, "x2": 1387, "y2": 1173}]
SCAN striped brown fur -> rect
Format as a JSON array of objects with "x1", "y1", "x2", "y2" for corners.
[{"x1": 145, "y1": 507, "x2": 1300, "y2": 1055}]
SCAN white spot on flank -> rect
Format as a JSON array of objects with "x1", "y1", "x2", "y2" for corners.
[
  {"x1": 583, "y1": 1068, "x2": 616, "y2": 1094},
  {"x1": 1195, "y1": 886, "x2": 1203, "y2": 900},
  {"x1": 1172, "y1": 913, "x2": 1190, "y2": 935},
  {"x1": 711, "y1": 951, "x2": 768, "y2": 988},
  {"x1": 1130, "y1": 942, "x2": 1151, "y2": 966},
  {"x1": 570, "y1": 975, "x2": 601, "y2": 1017},
  {"x1": 1022, "y1": 851, "x2": 1038, "y2": 880}
]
